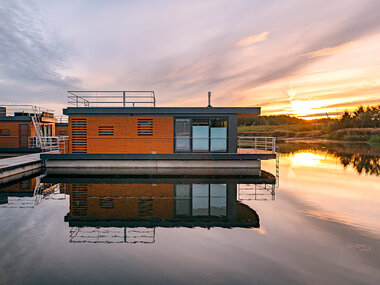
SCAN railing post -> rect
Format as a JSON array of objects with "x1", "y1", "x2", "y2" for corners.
[{"x1": 123, "y1": 91, "x2": 126, "y2": 107}]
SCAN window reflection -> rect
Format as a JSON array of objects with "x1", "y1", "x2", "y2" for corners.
[
  {"x1": 175, "y1": 184, "x2": 191, "y2": 216},
  {"x1": 210, "y1": 184, "x2": 227, "y2": 216},
  {"x1": 192, "y1": 184, "x2": 209, "y2": 216},
  {"x1": 174, "y1": 184, "x2": 227, "y2": 217}
]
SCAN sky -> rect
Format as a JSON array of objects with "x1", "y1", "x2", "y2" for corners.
[{"x1": 0, "y1": 0, "x2": 380, "y2": 118}]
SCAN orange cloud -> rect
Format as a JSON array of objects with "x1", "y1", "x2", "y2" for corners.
[
  {"x1": 235, "y1": 31, "x2": 269, "y2": 47},
  {"x1": 301, "y1": 42, "x2": 354, "y2": 58}
]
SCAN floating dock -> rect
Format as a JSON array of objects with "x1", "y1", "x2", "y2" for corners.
[
  {"x1": 41, "y1": 150, "x2": 276, "y2": 176},
  {"x1": 0, "y1": 153, "x2": 42, "y2": 182}
]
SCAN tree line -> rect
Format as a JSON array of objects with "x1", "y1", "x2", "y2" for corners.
[
  {"x1": 331, "y1": 105, "x2": 380, "y2": 130},
  {"x1": 238, "y1": 105, "x2": 380, "y2": 129}
]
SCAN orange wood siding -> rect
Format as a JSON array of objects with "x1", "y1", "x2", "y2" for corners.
[
  {"x1": 237, "y1": 113, "x2": 259, "y2": 118},
  {"x1": 69, "y1": 116, "x2": 174, "y2": 154},
  {"x1": 0, "y1": 122, "x2": 33, "y2": 148},
  {"x1": 55, "y1": 125, "x2": 68, "y2": 136}
]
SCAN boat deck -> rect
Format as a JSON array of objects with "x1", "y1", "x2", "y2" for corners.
[
  {"x1": 41, "y1": 150, "x2": 276, "y2": 176},
  {"x1": 237, "y1": 148, "x2": 274, "y2": 155},
  {"x1": 41, "y1": 149, "x2": 276, "y2": 161},
  {"x1": 0, "y1": 153, "x2": 42, "y2": 181}
]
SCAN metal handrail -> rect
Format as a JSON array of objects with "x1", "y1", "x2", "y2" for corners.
[
  {"x1": 28, "y1": 136, "x2": 69, "y2": 153},
  {"x1": 0, "y1": 104, "x2": 54, "y2": 117},
  {"x1": 237, "y1": 136, "x2": 276, "y2": 153},
  {"x1": 67, "y1": 91, "x2": 156, "y2": 107},
  {"x1": 55, "y1": 115, "x2": 68, "y2": 123}
]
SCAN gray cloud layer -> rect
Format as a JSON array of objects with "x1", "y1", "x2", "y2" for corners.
[
  {"x1": 0, "y1": 0, "x2": 379, "y2": 112},
  {"x1": 0, "y1": 0, "x2": 79, "y2": 105}
]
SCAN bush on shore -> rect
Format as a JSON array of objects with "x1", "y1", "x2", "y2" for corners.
[
  {"x1": 369, "y1": 136, "x2": 380, "y2": 144},
  {"x1": 329, "y1": 128, "x2": 380, "y2": 141}
]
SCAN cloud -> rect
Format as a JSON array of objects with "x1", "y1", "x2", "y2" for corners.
[
  {"x1": 320, "y1": 98, "x2": 380, "y2": 109},
  {"x1": 1, "y1": 0, "x2": 380, "y2": 115},
  {"x1": 301, "y1": 42, "x2": 354, "y2": 58},
  {"x1": 235, "y1": 31, "x2": 269, "y2": 47},
  {"x1": 0, "y1": 0, "x2": 80, "y2": 106}
]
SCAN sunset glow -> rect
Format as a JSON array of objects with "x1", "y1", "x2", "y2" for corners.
[{"x1": 0, "y1": 1, "x2": 379, "y2": 117}]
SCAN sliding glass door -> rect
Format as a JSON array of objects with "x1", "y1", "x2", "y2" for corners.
[
  {"x1": 192, "y1": 119, "x2": 209, "y2": 151},
  {"x1": 175, "y1": 117, "x2": 228, "y2": 152},
  {"x1": 175, "y1": 119, "x2": 191, "y2": 152},
  {"x1": 210, "y1": 118, "x2": 227, "y2": 152}
]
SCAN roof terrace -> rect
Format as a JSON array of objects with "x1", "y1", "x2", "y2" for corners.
[
  {"x1": 68, "y1": 90, "x2": 156, "y2": 107},
  {"x1": 0, "y1": 105, "x2": 54, "y2": 118}
]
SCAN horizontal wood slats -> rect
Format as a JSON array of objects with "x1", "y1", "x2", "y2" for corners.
[
  {"x1": 68, "y1": 116, "x2": 173, "y2": 154},
  {"x1": 98, "y1": 126, "x2": 114, "y2": 136},
  {"x1": 137, "y1": 119, "x2": 153, "y2": 136},
  {"x1": 0, "y1": 129, "x2": 10, "y2": 136},
  {"x1": 71, "y1": 118, "x2": 87, "y2": 153}
]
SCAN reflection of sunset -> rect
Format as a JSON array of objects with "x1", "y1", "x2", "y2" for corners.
[
  {"x1": 291, "y1": 152, "x2": 326, "y2": 167},
  {"x1": 262, "y1": 150, "x2": 380, "y2": 235}
]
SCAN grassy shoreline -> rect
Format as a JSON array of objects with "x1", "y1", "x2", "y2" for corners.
[{"x1": 238, "y1": 125, "x2": 380, "y2": 143}]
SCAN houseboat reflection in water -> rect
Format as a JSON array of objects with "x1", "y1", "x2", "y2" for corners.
[
  {"x1": 42, "y1": 173, "x2": 276, "y2": 244},
  {"x1": 0, "y1": 174, "x2": 64, "y2": 208}
]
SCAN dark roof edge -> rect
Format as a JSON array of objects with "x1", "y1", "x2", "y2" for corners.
[
  {"x1": 63, "y1": 106, "x2": 261, "y2": 116},
  {"x1": 0, "y1": 116, "x2": 32, "y2": 122},
  {"x1": 55, "y1": 123, "x2": 68, "y2": 126}
]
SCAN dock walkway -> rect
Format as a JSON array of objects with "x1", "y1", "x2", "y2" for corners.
[{"x1": 0, "y1": 153, "x2": 42, "y2": 182}]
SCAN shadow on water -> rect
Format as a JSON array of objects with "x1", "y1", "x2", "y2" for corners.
[
  {"x1": 0, "y1": 172, "x2": 277, "y2": 244},
  {"x1": 279, "y1": 142, "x2": 380, "y2": 176}
]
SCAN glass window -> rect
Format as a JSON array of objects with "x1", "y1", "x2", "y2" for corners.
[
  {"x1": 210, "y1": 119, "x2": 227, "y2": 152},
  {"x1": 175, "y1": 119, "x2": 191, "y2": 152},
  {"x1": 192, "y1": 184, "x2": 209, "y2": 216},
  {"x1": 192, "y1": 118, "x2": 209, "y2": 151}
]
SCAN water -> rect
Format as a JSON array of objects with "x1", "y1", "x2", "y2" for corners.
[{"x1": 0, "y1": 143, "x2": 379, "y2": 284}]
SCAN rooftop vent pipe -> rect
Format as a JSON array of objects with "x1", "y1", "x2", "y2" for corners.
[{"x1": 207, "y1": 91, "x2": 212, "y2": 107}]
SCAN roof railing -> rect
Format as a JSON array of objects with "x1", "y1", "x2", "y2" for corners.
[
  {"x1": 67, "y1": 91, "x2": 156, "y2": 107},
  {"x1": 0, "y1": 105, "x2": 54, "y2": 117},
  {"x1": 55, "y1": 115, "x2": 68, "y2": 123}
]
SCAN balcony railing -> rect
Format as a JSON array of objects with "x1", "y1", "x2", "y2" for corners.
[
  {"x1": 28, "y1": 136, "x2": 69, "y2": 153},
  {"x1": 55, "y1": 115, "x2": 68, "y2": 123},
  {"x1": 67, "y1": 91, "x2": 156, "y2": 107},
  {"x1": 237, "y1": 136, "x2": 276, "y2": 153},
  {"x1": 69, "y1": 227, "x2": 156, "y2": 244},
  {"x1": 0, "y1": 105, "x2": 54, "y2": 117}
]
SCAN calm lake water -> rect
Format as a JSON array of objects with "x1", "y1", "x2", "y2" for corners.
[{"x1": 0, "y1": 143, "x2": 379, "y2": 284}]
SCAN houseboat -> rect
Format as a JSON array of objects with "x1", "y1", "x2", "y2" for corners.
[
  {"x1": 0, "y1": 105, "x2": 57, "y2": 152},
  {"x1": 0, "y1": 105, "x2": 70, "y2": 155},
  {"x1": 42, "y1": 91, "x2": 277, "y2": 175}
]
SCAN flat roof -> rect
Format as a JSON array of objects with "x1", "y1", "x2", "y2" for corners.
[
  {"x1": 0, "y1": 116, "x2": 57, "y2": 123},
  {"x1": 63, "y1": 106, "x2": 260, "y2": 116}
]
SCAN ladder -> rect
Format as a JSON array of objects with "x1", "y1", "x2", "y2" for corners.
[
  {"x1": 31, "y1": 106, "x2": 45, "y2": 149},
  {"x1": 275, "y1": 145, "x2": 280, "y2": 187},
  {"x1": 276, "y1": 153, "x2": 280, "y2": 187}
]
